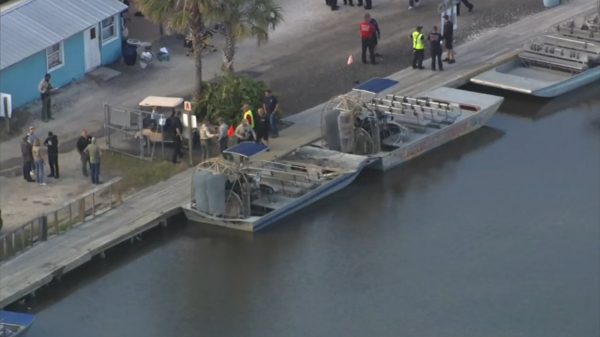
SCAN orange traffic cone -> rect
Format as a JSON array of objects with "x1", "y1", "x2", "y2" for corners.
[{"x1": 347, "y1": 54, "x2": 354, "y2": 65}]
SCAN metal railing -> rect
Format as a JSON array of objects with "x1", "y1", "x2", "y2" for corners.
[{"x1": 0, "y1": 177, "x2": 123, "y2": 262}]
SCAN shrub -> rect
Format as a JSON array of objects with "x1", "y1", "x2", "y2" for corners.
[{"x1": 193, "y1": 74, "x2": 267, "y2": 125}]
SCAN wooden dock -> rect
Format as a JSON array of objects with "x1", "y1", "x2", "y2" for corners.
[{"x1": 0, "y1": 0, "x2": 596, "y2": 309}]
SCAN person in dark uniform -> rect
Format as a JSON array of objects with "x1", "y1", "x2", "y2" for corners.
[
  {"x1": 370, "y1": 16, "x2": 381, "y2": 57},
  {"x1": 457, "y1": 0, "x2": 474, "y2": 15},
  {"x1": 170, "y1": 111, "x2": 184, "y2": 164},
  {"x1": 21, "y1": 136, "x2": 35, "y2": 182},
  {"x1": 442, "y1": 15, "x2": 456, "y2": 64},
  {"x1": 359, "y1": 13, "x2": 377, "y2": 65},
  {"x1": 410, "y1": 25, "x2": 425, "y2": 69},
  {"x1": 428, "y1": 26, "x2": 443, "y2": 71},
  {"x1": 364, "y1": 0, "x2": 372, "y2": 9},
  {"x1": 44, "y1": 131, "x2": 59, "y2": 178},
  {"x1": 254, "y1": 108, "x2": 270, "y2": 148}
]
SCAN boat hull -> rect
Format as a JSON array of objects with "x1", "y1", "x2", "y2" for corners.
[
  {"x1": 182, "y1": 167, "x2": 364, "y2": 232},
  {"x1": 0, "y1": 310, "x2": 35, "y2": 337},
  {"x1": 471, "y1": 58, "x2": 600, "y2": 98},
  {"x1": 369, "y1": 88, "x2": 503, "y2": 171}
]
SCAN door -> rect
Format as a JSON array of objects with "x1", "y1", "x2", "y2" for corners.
[{"x1": 84, "y1": 25, "x2": 101, "y2": 71}]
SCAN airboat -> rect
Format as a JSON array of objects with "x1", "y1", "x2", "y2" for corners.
[
  {"x1": 471, "y1": 9, "x2": 600, "y2": 97},
  {"x1": 0, "y1": 310, "x2": 34, "y2": 337},
  {"x1": 181, "y1": 142, "x2": 371, "y2": 232},
  {"x1": 319, "y1": 80, "x2": 504, "y2": 171}
]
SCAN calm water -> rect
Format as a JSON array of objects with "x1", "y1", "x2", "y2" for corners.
[{"x1": 18, "y1": 86, "x2": 600, "y2": 337}]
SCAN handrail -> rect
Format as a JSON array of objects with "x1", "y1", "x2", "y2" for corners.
[{"x1": 0, "y1": 177, "x2": 123, "y2": 262}]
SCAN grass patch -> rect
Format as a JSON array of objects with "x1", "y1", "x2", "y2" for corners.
[{"x1": 101, "y1": 150, "x2": 190, "y2": 194}]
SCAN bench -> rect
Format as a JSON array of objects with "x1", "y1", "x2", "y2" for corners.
[{"x1": 519, "y1": 51, "x2": 588, "y2": 73}]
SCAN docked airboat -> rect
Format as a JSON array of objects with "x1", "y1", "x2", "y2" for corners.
[
  {"x1": 181, "y1": 143, "x2": 371, "y2": 231},
  {"x1": 471, "y1": 11, "x2": 600, "y2": 97},
  {"x1": 319, "y1": 81, "x2": 504, "y2": 171}
]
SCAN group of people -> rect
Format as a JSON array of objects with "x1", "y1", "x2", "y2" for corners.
[
  {"x1": 408, "y1": 0, "x2": 473, "y2": 12},
  {"x1": 233, "y1": 89, "x2": 281, "y2": 149},
  {"x1": 20, "y1": 126, "x2": 58, "y2": 185},
  {"x1": 167, "y1": 89, "x2": 281, "y2": 164},
  {"x1": 410, "y1": 15, "x2": 456, "y2": 71},
  {"x1": 327, "y1": 0, "x2": 373, "y2": 11}
]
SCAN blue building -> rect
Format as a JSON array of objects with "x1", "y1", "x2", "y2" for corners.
[{"x1": 0, "y1": 0, "x2": 128, "y2": 110}]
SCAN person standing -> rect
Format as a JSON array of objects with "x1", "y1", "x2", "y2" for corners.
[
  {"x1": 254, "y1": 108, "x2": 270, "y2": 148},
  {"x1": 370, "y1": 16, "x2": 381, "y2": 58},
  {"x1": 217, "y1": 118, "x2": 229, "y2": 154},
  {"x1": 32, "y1": 139, "x2": 47, "y2": 185},
  {"x1": 411, "y1": 26, "x2": 425, "y2": 69},
  {"x1": 262, "y1": 90, "x2": 280, "y2": 138},
  {"x1": 44, "y1": 131, "x2": 59, "y2": 178},
  {"x1": 359, "y1": 13, "x2": 377, "y2": 65},
  {"x1": 242, "y1": 104, "x2": 255, "y2": 129},
  {"x1": 76, "y1": 129, "x2": 92, "y2": 177},
  {"x1": 364, "y1": 0, "x2": 372, "y2": 9},
  {"x1": 198, "y1": 119, "x2": 216, "y2": 162},
  {"x1": 171, "y1": 111, "x2": 184, "y2": 164},
  {"x1": 443, "y1": 15, "x2": 456, "y2": 64},
  {"x1": 38, "y1": 74, "x2": 53, "y2": 122},
  {"x1": 428, "y1": 25, "x2": 443, "y2": 71},
  {"x1": 21, "y1": 136, "x2": 35, "y2": 182},
  {"x1": 408, "y1": 0, "x2": 420, "y2": 10},
  {"x1": 84, "y1": 138, "x2": 101, "y2": 184}
]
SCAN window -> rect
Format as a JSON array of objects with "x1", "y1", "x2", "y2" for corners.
[
  {"x1": 46, "y1": 42, "x2": 63, "y2": 71},
  {"x1": 101, "y1": 16, "x2": 116, "y2": 42}
]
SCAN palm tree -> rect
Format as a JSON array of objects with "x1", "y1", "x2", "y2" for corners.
[
  {"x1": 202, "y1": 0, "x2": 283, "y2": 73},
  {"x1": 134, "y1": 0, "x2": 205, "y2": 97}
]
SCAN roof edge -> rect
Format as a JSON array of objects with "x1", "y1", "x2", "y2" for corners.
[{"x1": 0, "y1": 0, "x2": 33, "y2": 15}]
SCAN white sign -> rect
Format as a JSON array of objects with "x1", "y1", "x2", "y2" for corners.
[
  {"x1": 184, "y1": 101, "x2": 192, "y2": 112},
  {"x1": 0, "y1": 93, "x2": 12, "y2": 118}
]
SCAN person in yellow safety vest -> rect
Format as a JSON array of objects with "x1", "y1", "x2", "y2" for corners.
[
  {"x1": 410, "y1": 25, "x2": 425, "y2": 70},
  {"x1": 242, "y1": 103, "x2": 255, "y2": 129}
]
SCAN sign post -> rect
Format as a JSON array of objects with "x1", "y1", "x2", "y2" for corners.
[
  {"x1": 183, "y1": 100, "x2": 193, "y2": 166},
  {"x1": 0, "y1": 93, "x2": 12, "y2": 134}
]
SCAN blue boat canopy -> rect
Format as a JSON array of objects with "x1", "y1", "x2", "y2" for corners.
[
  {"x1": 223, "y1": 142, "x2": 268, "y2": 158},
  {"x1": 0, "y1": 310, "x2": 35, "y2": 327},
  {"x1": 353, "y1": 78, "x2": 399, "y2": 94}
]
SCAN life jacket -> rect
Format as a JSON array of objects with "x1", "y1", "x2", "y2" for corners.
[
  {"x1": 360, "y1": 21, "x2": 374, "y2": 40},
  {"x1": 243, "y1": 110, "x2": 255, "y2": 128},
  {"x1": 412, "y1": 31, "x2": 424, "y2": 50}
]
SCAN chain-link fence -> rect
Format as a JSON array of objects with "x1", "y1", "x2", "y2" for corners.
[{"x1": 104, "y1": 104, "x2": 175, "y2": 160}]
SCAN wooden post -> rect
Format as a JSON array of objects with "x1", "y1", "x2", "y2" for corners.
[
  {"x1": 79, "y1": 199, "x2": 85, "y2": 224},
  {"x1": 2, "y1": 95, "x2": 10, "y2": 134},
  {"x1": 138, "y1": 111, "x2": 144, "y2": 159},
  {"x1": 104, "y1": 104, "x2": 110, "y2": 149},
  {"x1": 187, "y1": 112, "x2": 193, "y2": 166}
]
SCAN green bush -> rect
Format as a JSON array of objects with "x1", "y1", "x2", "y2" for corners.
[{"x1": 194, "y1": 74, "x2": 267, "y2": 125}]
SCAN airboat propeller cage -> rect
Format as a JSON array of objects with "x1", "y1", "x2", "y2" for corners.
[{"x1": 321, "y1": 78, "x2": 398, "y2": 154}]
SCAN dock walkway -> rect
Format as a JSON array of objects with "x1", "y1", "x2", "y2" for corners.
[{"x1": 0, "y1": 0, "x2": 595, "y2": 308}]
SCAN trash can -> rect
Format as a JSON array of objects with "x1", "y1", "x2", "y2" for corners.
[
  {"x1": 543, "y1": 0, "x2": 560, "y2": 8},
  {"x1": 122, "y1": 41, "x2": 137, "y2": 66}
]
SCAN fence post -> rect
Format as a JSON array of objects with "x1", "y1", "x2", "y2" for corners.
[
  {"x1": 104, "y1": 104, "x2": 111, "y2": 149},
  {"x1": 92, "y1": 192, "x2": 96, "y2": 217},
  {"x1": 138, "y1": 112, "x2": 144, "y2": 160},
  {"x1": 79, "y1": 198, "x2": 85, "y2": 223},
  {"x1": 40, "y1": 215, "x2": 48, "y2": 241}
]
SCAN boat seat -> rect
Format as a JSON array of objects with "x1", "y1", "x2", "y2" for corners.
[
  {"x1": 519, "y1": 51, "x2": 589, "y2": 73},
  {"x1": 252, "y1": 194, "x2": 297, "y2": 210}
]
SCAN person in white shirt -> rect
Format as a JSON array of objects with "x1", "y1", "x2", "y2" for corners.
[{"x1": 199, "y1": 119, "x2": 216, "y2": 161}]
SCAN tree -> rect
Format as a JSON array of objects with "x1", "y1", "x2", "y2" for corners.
[
  {"x1": 202, "y1": 0, "x2": 283, "y2": 73},
  {"x1": 134, "y1": 0, "x2": 205, "y2": 97}
]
